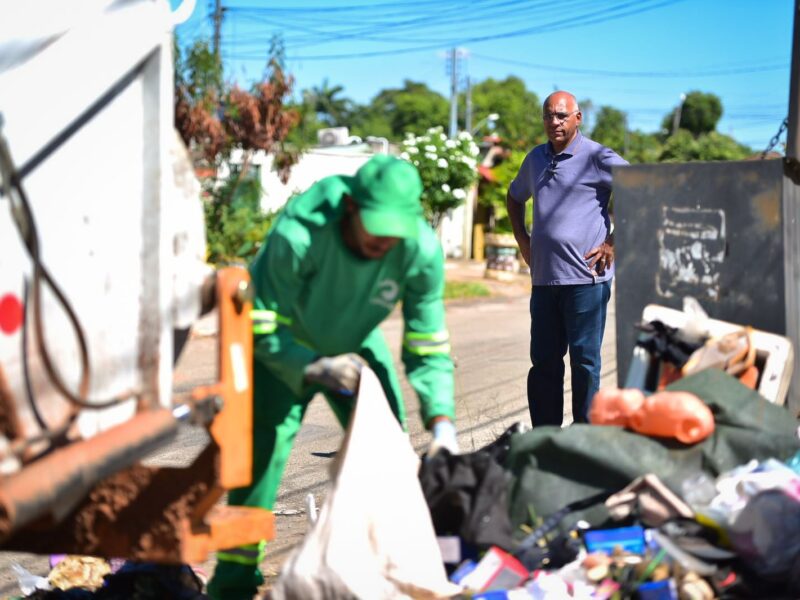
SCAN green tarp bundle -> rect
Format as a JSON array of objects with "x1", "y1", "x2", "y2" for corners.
[{"x1": 505, "y1": 369, "x2": 800, "y2": 533}]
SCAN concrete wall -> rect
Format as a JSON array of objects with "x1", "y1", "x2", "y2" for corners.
[
  {"x1": 235, "y1": 145, "x2": 475, "y2": 258},
  {"x1": 248, "y1": 146, "x2": 374, "y2": 214}
]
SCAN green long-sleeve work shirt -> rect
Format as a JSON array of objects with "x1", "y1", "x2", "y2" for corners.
[{"x1": 249, "y1": 174, "x2": 454, "y2": 425}]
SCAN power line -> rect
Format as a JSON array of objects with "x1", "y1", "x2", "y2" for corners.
[
  {"x1": 470, "y1": 52, "x2": 788, "y2": 78},
  {"x1": 221, "y1": 0, "x2": 686, "y2": 61},
  {"x1": 174, "y1": 0, "x2": 212, "y2": 40},
  {"x1": 226, "y1": 0, "x2": 550, "y2": 49},
  {"x1": 175, "y1": 0, "x2": 787, "y2": 150},
  {"x1": 228, "y1": 0, "x2": 470, "y2": 14},
  {"x1": 202, "y1": 0, "x2": 687, "y2": 66}
]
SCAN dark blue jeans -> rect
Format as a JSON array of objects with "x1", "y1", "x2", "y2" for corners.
[{"x1": 527, "y1": 281, "x2": 612, "y2": 426}]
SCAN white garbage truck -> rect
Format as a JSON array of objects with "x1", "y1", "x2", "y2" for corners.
[{"x1": 0, "y1": 0, "x2": 271, "y2": 563}]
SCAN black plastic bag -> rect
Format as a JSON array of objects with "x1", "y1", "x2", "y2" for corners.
[{"x1": 419, "y1": 424, "x2": 524, "y2": 552}]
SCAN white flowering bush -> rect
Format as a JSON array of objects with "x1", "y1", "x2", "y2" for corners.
[{"x1": 399, "y1": 126, "x2": 479, "y2": 229}]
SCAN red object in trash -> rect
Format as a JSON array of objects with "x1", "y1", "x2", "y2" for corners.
[
  {"x1": 590, "y1": 388, "x2": 714, "y2": 444},
  {"x1": 459, "y1": 546, "x2": 529, "y2": 592}
]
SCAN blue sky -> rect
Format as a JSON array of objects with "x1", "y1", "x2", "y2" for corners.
[{"x1": 172, "y1": 0, "x2": 793, "y2": 150}]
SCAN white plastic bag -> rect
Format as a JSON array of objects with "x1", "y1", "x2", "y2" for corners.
[
  {"x1": 12, "y1": 563, "x2": 51, "y2": 595},
  {"x1": 681, "y1": 296, "x2": 710, "y2": 342},
  {"x1": 270, "y1": 368, "x2": 461, "y2": 600}
]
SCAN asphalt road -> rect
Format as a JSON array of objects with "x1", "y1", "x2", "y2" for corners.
[{"x1": 0, "y1": 278, "x2": 619, "y2": 598}]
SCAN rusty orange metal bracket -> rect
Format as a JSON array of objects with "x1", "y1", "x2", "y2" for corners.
[
  {"x1": 0, "y1": 267, "x2": 274, "y2": 563},
  {"x1": 192, "y1": 267, "x2": 254, "y2": 489},
  {"x1": 184, "y1": 266, "x2": 273, "y2": 561}
]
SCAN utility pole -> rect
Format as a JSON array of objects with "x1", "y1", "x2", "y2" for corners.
[
  {"x1": 671, "y1": 93, "x2": 687, "y2": 136},
  {"x1": 448, "y1": 48, "x2": 458, "y2": 139},
  {"x1": 623, "y1": 114, "x2": 630, "y2": 157},
  {"x1": 788, "y1": 0, "x2": 800, "y2": 158},
  {"x1": 212, "y1": 0, "x2": 224, "y2": 64},
  {"x1": 465, "y1": 76, "x2": 473, "y2": 135},
  {"x1": 581, "y1": 99, "x2": 593, "y2": 132}
]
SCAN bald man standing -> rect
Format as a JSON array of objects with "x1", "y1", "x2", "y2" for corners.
[{"x1": 506, "y1": 91, "x2": 628, "y2": 427}]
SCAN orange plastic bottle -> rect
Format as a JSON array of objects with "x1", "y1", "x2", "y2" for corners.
[
  {"x1": 591, "y1": 389, "x2": 714, "y2": 444},
  {"x1": 628, "y1": 391, "x2": 714, "y2": 444},
  {"x1": 589, "y1": 388, "x2": 645, "y2": 426}
]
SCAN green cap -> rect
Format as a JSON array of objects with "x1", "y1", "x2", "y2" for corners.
[{"x1": 350, "y1": 155, "x2": 423, "y2": 238}]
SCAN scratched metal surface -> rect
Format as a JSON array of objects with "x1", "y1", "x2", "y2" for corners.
[{"x1": 612, "y1": 159, "x2": 788, "y2": 387}]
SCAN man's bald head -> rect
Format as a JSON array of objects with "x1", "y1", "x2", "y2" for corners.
[
  {"x1": 543, "y1": 91, "x2": 579, "y2": 113},
  {"x1": 542, "y1": 90, "x2": 582, "y2": 153}
]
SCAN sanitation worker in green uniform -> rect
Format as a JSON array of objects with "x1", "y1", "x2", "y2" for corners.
[{"x1": 207, "y1": 154, "x2": 458, "y2": 600}]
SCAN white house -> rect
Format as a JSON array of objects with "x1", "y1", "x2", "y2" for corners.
[
  {"x1": 233, "y1": 132, "x2": 475, "y2": 259},
  {"x1": 252, "y1": 143, "x2": 374, "y2": 214}
]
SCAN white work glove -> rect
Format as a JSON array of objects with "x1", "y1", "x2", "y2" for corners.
[
  {"x1": 303, "y1": 353, "x2": 366, "y2": 396},
  {"x1": 428, "y1": 419, "x2": 459, "y2": 457}
]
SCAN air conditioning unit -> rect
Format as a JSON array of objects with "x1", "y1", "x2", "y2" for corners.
[{"x1": 317, "y1": 126, "x2": 350, "y2": 147}]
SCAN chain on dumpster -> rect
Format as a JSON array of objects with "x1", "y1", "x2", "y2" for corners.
[{"x1": 761, "y1": 116, "x2": 788, "y2": 159}]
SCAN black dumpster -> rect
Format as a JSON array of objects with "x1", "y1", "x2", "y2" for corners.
[{"x1": 613, "y1": 158, "x2": 800, "y2": 414}]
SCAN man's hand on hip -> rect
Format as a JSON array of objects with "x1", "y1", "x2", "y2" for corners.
[
  {"x1": 585, "y1": 237, "x2": 614, "y2": 275},
  {"x1": 303, "y1": 353, "x2": 367, "y2": 396},
  {"x1": 515, "y1": 234, "x2": 531, "y2": 267}
]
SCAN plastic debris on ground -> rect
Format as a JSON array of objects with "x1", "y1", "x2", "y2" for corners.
[
  {"x1": 16, "y1": 561, "x2": 208, "y2": 599},
  {"x1": 47, "y1": 556, "x2": 111, "y2": 592},
  {"x1": 12, "y1": 563, "x2": 51, "y2": 596},
  {"x1": 417, "y1": 379, "x2": 800, "y2": 599},
  {"x1": 17, "y1": 304, "x2": 800, "y2": 600}
]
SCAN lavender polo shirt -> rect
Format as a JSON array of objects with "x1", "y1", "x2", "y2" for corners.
[{"x1": 508, "y1": 131, "x2": 628, "y2": 286}]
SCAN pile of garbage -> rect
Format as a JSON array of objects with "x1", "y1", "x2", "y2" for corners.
[
  {"x1": 419, "y1": 369, "x2": 800, "y2": 599},
  {"x1": 14, "y1": 309, "x2": 800, "y2": 600},
  {"x1": 13, "y1": 559, "x2": 207, "y2": 599}
]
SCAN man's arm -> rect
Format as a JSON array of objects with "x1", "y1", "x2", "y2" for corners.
[
  {"x1": 401, "y1": 244, "x2": 455, "y2": 428},
  {"x1": 249, "y1": 230, "x2": 318, "y2": 396},
  {"x1": 506, "y1": 190, "x2": 531, "y2": 267},
  {"x1": 584, "y1": 226, "x2": 614, "y2": 275},
  {"x1": 401, "y1": 253, "x2": 458, "y2": 456},
  {"x1": 585, "y1": 146, "x2": 627, "y2": 275}
]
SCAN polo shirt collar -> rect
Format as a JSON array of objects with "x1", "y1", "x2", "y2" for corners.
[{"x1": 547, "y1": 130, "x2": 583, "y2": 158}]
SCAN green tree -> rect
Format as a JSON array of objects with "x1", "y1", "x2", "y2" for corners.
[
  {"x1": 360, "y1": 80, "x2": 448, "y2": 140},
  {"x1": 470, "y1": 76, "x2": 543, "y2": 149},
  {"x1": 307, "y1": 79, "x2": 353, "y2": 126},
  {"x1": 478, "y1": 150, "x2": 528, "y2": 232},
  {"x1": 659, "y1": 129, "x2": 750, "y2": 162},
  {"x1": 579, "y1": 98, "x2": 595, "y2": 132},
  {"x1": 400, "y1": 127, "x2": 479, "y2": 229},
  {"x1": 204, "y1": 165, "x2": 278, "y2": 263},
  {"x1": 695, "y1": 132, "x2": 751, "y2": 160},
  {"x1": 662, "y1": 91, "x2": 723, "y2": 136},
  {"x1": 626, "y1": 131, "x2": 663, "y2": 164},
  {"x1": 284, "y1": 95, "x2": 325, "y2": 147},
  {"x1": 590, "y1": 109, "x2": 665, "y2": 163},
  {"x1": 175, "y1": 39, "x2": 222, "y2": 105},
  {"x1": 659, "y1": 129, "x2": 700, "y2": 161},
  {"x1": 174, "y1": 36, "x2": 299, "y2": 263},
  {"x1": 591, "y1": 106, "x2": 627, "y2": 155},
  {"x1": 349, "y1": 110, "x2": 394, "y2": 140}
]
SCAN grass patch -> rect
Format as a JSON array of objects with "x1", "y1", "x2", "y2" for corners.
[{"x1": 444, "y1": 280, "x2": 491, "y2": 300}]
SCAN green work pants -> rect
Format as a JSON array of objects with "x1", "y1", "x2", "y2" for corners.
[{"x1": 207, "y1": 328, "x2": 404, "y2": 600}]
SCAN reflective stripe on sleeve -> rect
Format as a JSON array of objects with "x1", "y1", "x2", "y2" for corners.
[
  {"x1": 251, "y1": 309, "x2": 292, "y2": 335},
  {"x1": 216, "y1": 540, "x2": 266, "y2": 566},
  {"x1": 403, "y1": 330, "x2": 451, "y2": 355}
]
